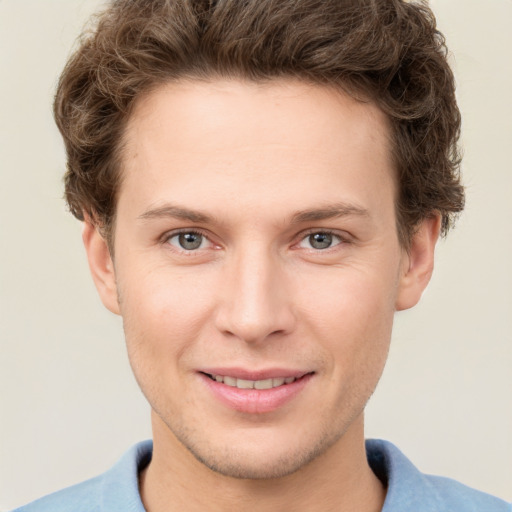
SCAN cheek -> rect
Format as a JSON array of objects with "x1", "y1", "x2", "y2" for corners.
[
  {"x1": 117, "y1": 263, "x2": 217, "y2": 365},
  {"x1": 299, "y1": 264, "x2": 397, "y2": 330},
  {"x1": 117, "y1": 269, "x2": 217, "y2": 413},
  {"x1": 297, "y1": 266, "x2": 397, "y2": 370}
]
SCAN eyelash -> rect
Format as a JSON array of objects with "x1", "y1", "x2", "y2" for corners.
[
  {"x1": 162, "y1": 229, "x2": 214, "y2": 252},
  {"x1": 161, "y1": 228, "x2": 349, "y2": 254},
  {"x1": 297, "y1": 229, "x2": 347, "y2": 251}
]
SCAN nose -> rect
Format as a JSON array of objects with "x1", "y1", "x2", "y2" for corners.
[{"x1": 214, "y1": 246, "x2": 297, "y2": 344}]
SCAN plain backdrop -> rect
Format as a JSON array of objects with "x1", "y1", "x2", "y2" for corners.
[{"x1": 1, "y1": 0, "x2": 511, "y2": 509}]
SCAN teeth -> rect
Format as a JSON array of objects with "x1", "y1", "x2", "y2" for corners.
[
  {"x1": 236, "y1": 378, "x2": 254, "y2": 389},
  {"x1": 254, "y1": 378, "x2": 273, "y2": 390},
  {"x1": 223, "y1": 376, "x2": 237, "y2": 387},
  {"x1": 212, "y1": 374, "x2": 298, "y2": 389}
]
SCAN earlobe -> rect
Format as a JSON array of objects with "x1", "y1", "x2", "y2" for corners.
[
  {"x1": 395, "y1": 215, "x2": 441, "y2": 311},
  {"x1": 82, "y1": 221, "x2": 121, "y2": 315}
]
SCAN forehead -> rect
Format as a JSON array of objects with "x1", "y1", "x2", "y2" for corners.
[
  {"x1": 125, "y1": 78, "x2": 390, "y2": 159},
  {"x1": 119, "y1": 79, "x2": 395, "y2": 223}
]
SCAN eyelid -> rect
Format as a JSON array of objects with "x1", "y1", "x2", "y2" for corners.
[
  {"x1": 159, "y1": 227, "x2": 351, "y2": 252},
  {"x1": 295, "y1": 228, "x2": 350, "y2": 250},
  {"x1": 161, "y1": 228, "x2": 218, "y2": 251}
]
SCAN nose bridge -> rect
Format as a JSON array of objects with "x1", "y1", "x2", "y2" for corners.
[{"x1": 216, "y1": 242, "x2": 295, "y2": 343}]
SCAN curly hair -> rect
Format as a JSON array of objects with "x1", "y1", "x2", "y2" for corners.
[{"x1": 54, "y1": 0, "x2": 464, "y2": 247}]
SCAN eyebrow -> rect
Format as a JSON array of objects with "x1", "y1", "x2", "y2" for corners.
[
  {"x1": 290, "y1": 202, "x2": 370, "y2": 224},
  {"x1": 137, "y1": 201, "x2": 369, "y2": 225},
  {"x1": 137, "y1": 205, "x2": 213, "y2": 224}
]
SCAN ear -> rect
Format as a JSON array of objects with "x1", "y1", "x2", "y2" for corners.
[
  {"x1": 395, "y1": 215, "x2": 441, "y2": 311},
  {"x1": 82, "y1": 221, "x2": 120, "y2": 315}
]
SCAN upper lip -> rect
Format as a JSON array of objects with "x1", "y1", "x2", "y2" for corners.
[{"x1": 198, "y1": 367, "x2": 312, "y2": 380}]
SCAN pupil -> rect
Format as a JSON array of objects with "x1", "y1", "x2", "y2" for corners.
[
  {"x1": 310, "y1": 233, "x2": 332, "y2": 249},
  {"x1": 179, "y1": 232, "x2": 202, "y2": 250}
]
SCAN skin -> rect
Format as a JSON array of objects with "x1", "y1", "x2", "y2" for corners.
[{"x1": 83, "y1": 79, "x2": 440, "y2": 512}]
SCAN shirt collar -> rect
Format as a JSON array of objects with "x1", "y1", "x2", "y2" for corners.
[
  {"x1": 366, "y1": 439, "x2": 444, "y2": 512},
  {"x1": 101, "y1": 440, "x2": 152, "y2": 512}
]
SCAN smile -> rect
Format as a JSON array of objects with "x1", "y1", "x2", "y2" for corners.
[
  {"x1": 200, "y1": 371, "x2": 314, "y2": 413},
  {"x1": 206, "y1": 374, "x2": 297, "y2": 389}
]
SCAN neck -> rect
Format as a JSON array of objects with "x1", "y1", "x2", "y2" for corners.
[{"x1": 140, "y1": 412, "x2": 385, "y2": 512}]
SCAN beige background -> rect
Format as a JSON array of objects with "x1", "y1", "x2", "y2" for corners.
[{"x1": 1, "y1": 0, "x2": 511, "y2": 508}]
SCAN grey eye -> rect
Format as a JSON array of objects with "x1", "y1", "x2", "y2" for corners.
[
  {"x1": 298, "y1": 232, "x2": 342, "y2": 250},
  {"x1": 169, "y1": 232, "x2": 205, "y2": 250},
  {"x1": 179, "y1": 232, "x2": 203, "y2": 250},
  {"x1": 308, "y1": 232, "x2": 333, "y2": 249}
]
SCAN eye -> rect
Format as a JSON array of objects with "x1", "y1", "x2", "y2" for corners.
[
  {"x1": 299, "y1": 231, "x2": 343, "y2": 250},
  {"x1": 167, "y1": 231, "x2": 209, "y2": 251}
]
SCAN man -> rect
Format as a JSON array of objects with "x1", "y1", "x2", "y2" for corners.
[{"x1": 12, "y1": 0, "x2": 510, "y2": 511}]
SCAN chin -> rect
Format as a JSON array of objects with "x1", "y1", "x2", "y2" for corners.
[
  {"x1": 189, "y1": 445, "x2": 321, "y2": 480},
  {"x1": 173, "y1": 421, "x2": 347, "y2": 481}
]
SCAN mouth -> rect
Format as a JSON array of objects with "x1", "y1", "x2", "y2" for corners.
[
  {"x1": 202, "y1": 372, "x2": 304, "y2": 390},
  {"x1": 199, "y1": 370, "x2": 314, "y2": 413}
]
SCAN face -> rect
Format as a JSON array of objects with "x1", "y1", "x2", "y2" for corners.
[{"x1": 86, "y1": 79, "x2": 436, "y2": 479}]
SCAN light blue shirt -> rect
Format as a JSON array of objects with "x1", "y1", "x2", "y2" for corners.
[{"x1": 12, "y1": 439, "x2": 511, "y2": 511}]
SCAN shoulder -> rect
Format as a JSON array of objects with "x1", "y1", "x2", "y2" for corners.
[
  {"x1": 425, "y1": 474, "x2": 512, "y2": 512},
  {"x1": 11, "y1": 475, "x2": 103, "y2": 512},
  {"x1": 11, "y1": 440, "x2": 153, "y2": 512},
  {"x1": 366, "y1": 439, "x2": 511, "y2": 512}
]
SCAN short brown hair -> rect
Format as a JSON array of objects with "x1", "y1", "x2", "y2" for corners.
[{"x1": 54, "y1": 0, "x2": 464, "y2": 247}]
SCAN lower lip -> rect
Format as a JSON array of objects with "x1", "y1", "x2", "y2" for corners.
[{"x1": 200, "y1": 373, "x2": 313, "y2": 414}]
